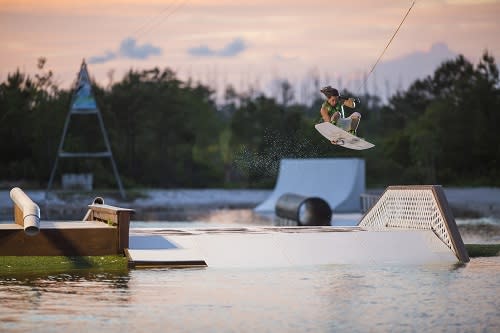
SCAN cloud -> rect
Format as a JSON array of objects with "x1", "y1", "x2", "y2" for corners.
[
  {"x1": 119, "y1": 38, "x2": 162, "y2": 59},
  {"x1": 219, "y1": 38, "x2": 246, "y2": 57},
  {"x1": 88, "y1": 51, "x2": 117, "y2": 64},
  {"x1": 88, "y1": 37, "x2": 162, "y2": 64},
  {"x1": 188, "y1": 45, "x2": 216, "y2": 57},
  {"x1": 188, "y1": 38, "x2": 247, "y2": 58}
]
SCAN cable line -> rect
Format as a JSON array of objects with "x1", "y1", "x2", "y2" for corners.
[
  {"x1": 356, "y1": 0, "x2": 416, "y2": 94},
  {"x1": 132, "y1": 0, "x2": 191, "y2": 40}
]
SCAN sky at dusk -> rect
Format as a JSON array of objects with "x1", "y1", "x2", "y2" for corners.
[{"x1": 1, "y1": 0, "x2": 499, "y2": 101}]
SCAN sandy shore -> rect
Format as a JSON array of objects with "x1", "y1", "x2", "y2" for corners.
[
  {"x1": 0, "y1": 189, "x2": 271, "y2": 220},
  {"x1": 1, "y1": 187, "x2": 500, "y2": 220}
]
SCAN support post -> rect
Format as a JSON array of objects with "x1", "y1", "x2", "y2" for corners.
[{"x1": 84, "y1": 201, "x2": 134, "y2": 254}]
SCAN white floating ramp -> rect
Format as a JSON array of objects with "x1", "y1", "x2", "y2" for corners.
[
  {"x1": 126, "y1": 225, "x2": 459, "y2": 268},
  {"x1": 126, "y1": 185, "x2": 469, "y2": 268},
  {"x1": 254, "y1": 158, "x2": 365, "y2": 213}
]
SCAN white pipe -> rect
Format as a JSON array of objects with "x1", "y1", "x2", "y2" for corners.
[{"x1": 10, "y1": 187, "x2": 40, "y2": 236}]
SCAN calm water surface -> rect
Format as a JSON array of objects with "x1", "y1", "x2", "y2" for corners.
[
  {"x1": 1, "y1": 257, "x2": 499, "y2": 332},
  {"x1": 1, "y1": 213, "x2": 499, "y2": 332}
]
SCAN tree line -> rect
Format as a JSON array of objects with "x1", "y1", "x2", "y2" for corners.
[{"x1": 1, "y1": 51, "x2": 499, "y2": 190}]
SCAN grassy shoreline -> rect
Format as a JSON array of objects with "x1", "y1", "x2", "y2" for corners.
[
  {"x1": 0, "y1": 244, "x2": 498, "y2": 276},
  {"x1": 0, "y1": 255, "x2": 128, "y2": 276}
]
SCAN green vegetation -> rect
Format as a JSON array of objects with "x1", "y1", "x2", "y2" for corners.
[
  {"x1": 465, "y1": 244, "x2": 500, "y2": 257},
  {"x1": 0, "y1": 255, "x2": 128, "y2": 276},
  {"x1": 1, "y1": 52, "x2": 499, "y2": 188}
]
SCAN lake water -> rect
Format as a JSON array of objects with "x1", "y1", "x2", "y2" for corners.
[
  {"x1": 1, "y1": 212, "x2": 499, "y2": 332},
  {"x1": 1, "y1": 257, "x2": 499, "y2": 332}
]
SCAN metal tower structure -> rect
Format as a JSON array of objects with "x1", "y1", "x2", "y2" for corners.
[{"x1": 46, "y1": 60, "x2": 125, "y2": 199}]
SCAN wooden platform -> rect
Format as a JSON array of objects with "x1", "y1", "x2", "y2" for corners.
[
  {"x1": 0, "y1": 202, "x2": 134, "y2": 256},
  {"x1": 1, "y1": 221, "x2": 117, "y2": 256}
]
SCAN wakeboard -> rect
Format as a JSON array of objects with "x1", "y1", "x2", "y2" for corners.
[{"x1": 315, "y1": 122, "x2": 374, "y2": 150}]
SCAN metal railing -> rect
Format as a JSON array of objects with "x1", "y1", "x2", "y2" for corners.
[{"x1": 360, "y1": 193, "x2": 381, "y2": 213}]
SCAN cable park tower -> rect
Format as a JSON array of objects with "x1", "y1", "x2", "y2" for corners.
[{"x1": 46, "y1": 60, "x2": 125, "y2": 199}]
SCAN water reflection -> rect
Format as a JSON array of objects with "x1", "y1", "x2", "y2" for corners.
[
  {"x1": 0, "y1": 271, "x2": 131, "y2": 332},
  {"x1": 1, "y1": 208, "x2": 499, "y2": 332},
  {"x1": 1, "y1": 258, "x2": 499, "y2": 332}
]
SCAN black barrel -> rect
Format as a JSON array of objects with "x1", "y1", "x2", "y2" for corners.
[{"x1": 275, "y1": 193, "x2": 332, "y2": 226}]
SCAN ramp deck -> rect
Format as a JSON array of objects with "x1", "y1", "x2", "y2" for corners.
[{"x1": 126, "y1": 226, "x2": 458, "y2": 268}]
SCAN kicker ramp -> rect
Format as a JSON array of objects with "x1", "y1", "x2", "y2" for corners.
[
  {"x1": 359, "y1": 185, "x2": 469, "y2": 263},
  {"x1": 254, "y1": 158, "x2": 365, "y2": 213}
]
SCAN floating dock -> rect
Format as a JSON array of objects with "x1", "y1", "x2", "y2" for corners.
[
  {"x1": 1, "y1": 185, "x2": 469, "y2": 268},
  {"x1": 0, "y1": 188, "x2": 133, "y2": 256},
  {"x1": 127, "y1": 185, "x2": 468, "y2": 267}
]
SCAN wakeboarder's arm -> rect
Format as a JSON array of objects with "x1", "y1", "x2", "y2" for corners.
[
  {"x1": 342, "y1": 98, "x2": 356, "y2": 108},
  {"x1": 320, "y1": 107, "x2": 330, "y2": 122}
]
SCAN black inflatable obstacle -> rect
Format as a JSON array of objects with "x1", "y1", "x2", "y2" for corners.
[{"x1": 275, "y1": 193, "x2": 332, "y2": 226}]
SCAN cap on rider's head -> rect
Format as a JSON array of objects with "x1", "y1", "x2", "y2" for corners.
[{"x1": 320, "y1": 86, "x2": 339, "y2": 98}]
